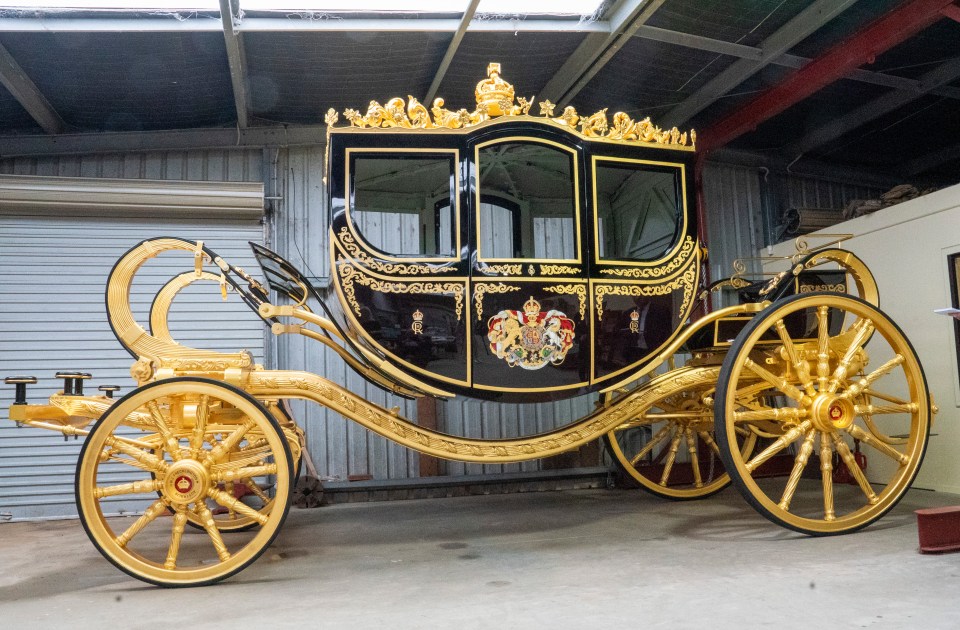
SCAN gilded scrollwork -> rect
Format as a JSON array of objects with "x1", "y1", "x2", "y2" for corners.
[
  {"x1": 595, "y1": 266, "x2": 697, "y2": 321},
  {"x1": 599, "y1": 236, "x2": 696, "y2": 278},
  {"x1": 473, "y1": 282, "x2": 521, "y2": 321},
  {"x1": 481, "y1": 263, "x2": 523, "y2": 275},
  {"x1": 539, "y1": 264, "x2": 580, "y2": 276},
  {"x1": 333, "y1": 63, "x2": 695, "y2": 150},
  {"x1": 248, "y1": 365, "x2": 718, "y2": 463},
  {"x1": 336, "y1": 227, "x2": 456, "y2": 275},
  {"x1": 543, "y1": 284, "x2": 587, "y2": 320},
  {"x1": 338, "y1": 260, "x2": 464, "y2": 320}
]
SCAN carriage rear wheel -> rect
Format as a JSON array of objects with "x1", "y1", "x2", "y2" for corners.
[
  {"x1": 715, "y1": 293, "x2": 930, "y2": 535},
  {"x1": 76, "y1": 377, "x2": 293, "y2": 586},
  {"x1": 604, "y1": 367, "x2": 756, "y2": 500}
]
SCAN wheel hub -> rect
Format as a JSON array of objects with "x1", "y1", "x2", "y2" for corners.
[
  {"x1": 811, "y1": 394, "x2": 855, "y2": 431},
  {"x1": 163, "y1": 459, "x2": 209, "y2": 505}
]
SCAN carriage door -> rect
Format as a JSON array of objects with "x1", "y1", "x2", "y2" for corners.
[{"x1": 469, "y1": 136, "x2": 590, "y2": 397}]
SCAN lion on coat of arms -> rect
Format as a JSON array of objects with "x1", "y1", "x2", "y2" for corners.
[{"x1": 487, "y1": 296, "x2": 575, "y2": 370}]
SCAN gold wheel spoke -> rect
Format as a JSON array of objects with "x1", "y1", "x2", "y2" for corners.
[
  {"x1": 93, "y1": 478, "x2": 162, "y2": 499},
  {"x1": 828, "y1": 319, "x2": 875, "y2": 394},
  {"x1": 820, "y1": 432, "x2": 835, "y2": 521},
  {"x1": 839, "y1": 356, "x2": 905, "y2": 401},
  {"x1": 102, "y1": 438, "x2": 167, "y2": 474},
  {"x1": 854, "y1": 402, "x2": 918, "y2": 415},
  {"x1": 698, "y1": 430, "x2": 722, "y2": 457},
  {"x1": 208, "y1": 488, "x2": 270, "y2": 526},
  {"x1": 147, "y1": 400, "x2": 184, "y2": 462},
  {"x1": 816, "y1": 305, "x2": 831, "y2": 391},
  {"x1": 831, "y1": 432, "x2": 878, "y2": 504},
  {"x1": 847, "y1": 425, "x2": 909, "y2": 465},
  {"x1": 213, "y1": 463, "x2": 279, "y2": 484},
  {"x1": 684, "y1": 427, "x2": 703, "y2": 488},
  {"x1": 774, "y1": 319, "x2": 817, "y2": 397},
  {"x1": 628, "y1": 423, "x2": 673, "y2": 466},
  {"x1": 116, "y1": 499, "x2": 170, "y2": 548},
  {"x1": 104, "y1": 452, "x2": 157, "y2": 473},
  {"x1": 733, "y1": 406, "x2": 806, "y2": 423},
  {"x1": 194, "y1": 503, "x2": 231, "y2": 563},
  {"x1": 210, "y1": 419, "x2": 257, "y2": 463},
  {"x1": 190, "y1": 394, "x2": 210, "y2": 458},
  {"x1": 164, "y1": 508, "x2": 189, "y2": 570},
  {"x1": 744, "y1": 359, "x2": 808, "y2": 404},
  {"x1": 778, "y1": 430, "x2": 817, "y2": 510},
  {"x1": 745, "y1": 420, "x2": 813, "y2": 473},
  {"x1": 862, "y1": 388, "x2": 910, "y2": 406},
  {"x1": 246, "y1": 481, "x2": 272, "y2": 504},
  {"x1": 659, "y1": 426, "x2": 684, "y2": 486}
]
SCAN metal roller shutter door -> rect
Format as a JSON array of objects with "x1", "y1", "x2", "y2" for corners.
[{"x1": 0, "y1": 212, "x2": 266, "y2": 521}]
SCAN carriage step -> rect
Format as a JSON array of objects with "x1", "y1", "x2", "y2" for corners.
[
  {"x1": 4, "y1": 376, "x2": 37, "y2": 405},
  {"x1": 98, "y1": 385, "x2": 121, "y2": 398},
  {"x1": 54, "y1": 371, "x2": 92, "y2": 396}
]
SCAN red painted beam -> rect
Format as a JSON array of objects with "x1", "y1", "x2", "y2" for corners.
[
  {"x1": 697, "y1": 0, "x2": 954, "y2": 154},
  {"x1": 942, "y1": 3, "x2": 960, "y2": 22}
]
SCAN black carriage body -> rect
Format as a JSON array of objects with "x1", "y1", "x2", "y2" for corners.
[{"x1": 327, "y1": 118, "x2": 700, "y2": 402}]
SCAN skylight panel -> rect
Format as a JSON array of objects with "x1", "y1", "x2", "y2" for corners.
[{"x1": 0, "y1": 0, "x2": 605, "y2": 15}]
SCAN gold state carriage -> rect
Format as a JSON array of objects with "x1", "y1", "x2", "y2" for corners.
[{"x1": 4, "y1": 65, "x2": 933, "y2": 587}]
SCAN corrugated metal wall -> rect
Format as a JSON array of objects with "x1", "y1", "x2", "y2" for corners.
[
  {"x1": 701, "y1": 162, "x2": 765, "y2": 308},
  {"x1": 0, "y1": 148, "x2": 262, "y2": 182},
  {"x1": 0, "y1": 149, "x2": 267, "y2": 520}
]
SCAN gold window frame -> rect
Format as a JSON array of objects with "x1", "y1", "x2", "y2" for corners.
[
  {"x1": 344, "y1": 147, "x2": 461, "y2": 264},
  {"x1": 591, "y1": 156, "x2": 688, "y2": 268},
  {"x1": 474, "y1": 137, "x2": 582, "y2": 265}
]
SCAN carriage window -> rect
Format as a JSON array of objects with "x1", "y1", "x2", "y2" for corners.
[
  {"x1": 350, "y1": 153, "x2": 456, "y2": 257},
  {"x1": 595, "y1": 160, "x2": 682, "y2": 262},
  {"x1": 477, "y1": 141, "x2": 578, "y2": 260}
]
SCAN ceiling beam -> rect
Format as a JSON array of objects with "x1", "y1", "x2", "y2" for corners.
[
  {"x1": 219, "y1": 0, "x2": 249, "y2": 128},
  {"x1": 942, "y1": 3, "x2": 960, "y2": 21},
  {"x1": 0, "y1": 43, "x2": 65, "y2": 135},
  {"x1": 661, "y1": 0, "x2": 860, "y2": 129},
  {"x1": 0, "y1": 16, "x2": 607, "y2": 33},
  {"x1": 903, "y1": 143, "x2": 960, "y2": 176},
  {"x1": 787, "y1": 56, "x2": 960, "y2": 157},
  {"x1": 0, "y1": 125, "x2": 329, "y2": 158},
  {"x1": 632, "y1": 25, "x2": 960, "y2": 100},
  {"x1": 424, "y1": 0, "x2": 480, "y2": 106},
  {"x1": 538, "y1": 0, "x2": 667, "y2": 108},
  {"x1": 697, "y1": 0, "x2": 956, "y2": 155}
]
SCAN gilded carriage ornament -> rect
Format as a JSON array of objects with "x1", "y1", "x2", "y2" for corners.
[
  {"x1": 629, "y1": 310, "x2": 641, "y2": 334},
  {"x1": 487, "y1": 297, "x2": 575, "y2": 370},
  {"x1": 411, "y1": 309, "x2": 424, "y2": 335},
  {"x1": 331, "y1": 63, "x2": 695, "y2": 150}
]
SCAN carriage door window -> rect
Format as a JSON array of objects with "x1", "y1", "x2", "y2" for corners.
[
  {"x1": 476, "y1": 140, "x2": 579, "y2": 261},
  {"x1": 595, "y1": 159, "x2": 682, "y2": 262},
  {"x1": 350, "y1": 152, "x2": 457, "y2": 257}
]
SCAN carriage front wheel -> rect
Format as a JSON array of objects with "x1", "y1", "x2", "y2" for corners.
[
  {"x1": 76, "y1": 377, "x2": 294, "y2": 586},
  {"x1": 715, "y1": 293, "x2": 930, "y2": 535}
]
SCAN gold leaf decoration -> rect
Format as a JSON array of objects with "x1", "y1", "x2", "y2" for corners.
[
  {"x1": 338, "y1": 260, "x2": 464, "y2": 320},
  {"x1": 337, "y1": 227, "x2": 456, "y2": 275},
  {"x1": 473, "y1": 282, "x2": 521, "y2": 321},
  {"x1": 543, "y1": 284, "x2": 587, "y2": 320},
  {"x1": 332, "y1": 63, "x2": 694, "y2": 150},
  {"x1": 599, "y1": 237, "x2": 697, "y2": 278},
  {"x1": 595, "y1": 266, "x2": 697, "y2": 322},
  {"x1": 539, "y1": 265, "x2": 580, "y2": 276}
]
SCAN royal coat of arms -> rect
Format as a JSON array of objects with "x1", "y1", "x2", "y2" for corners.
[{"x1": 487, "y1": 297, "x2": 576, "y2": 370}]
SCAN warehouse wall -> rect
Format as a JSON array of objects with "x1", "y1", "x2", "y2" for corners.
[{"x1": 766, "y1": 183, "x2": 960, "y2": 494}]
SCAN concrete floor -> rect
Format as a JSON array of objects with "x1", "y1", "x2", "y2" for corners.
[{"x1": 2, "y1": 486, "x2": 960, "y2": 629}]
